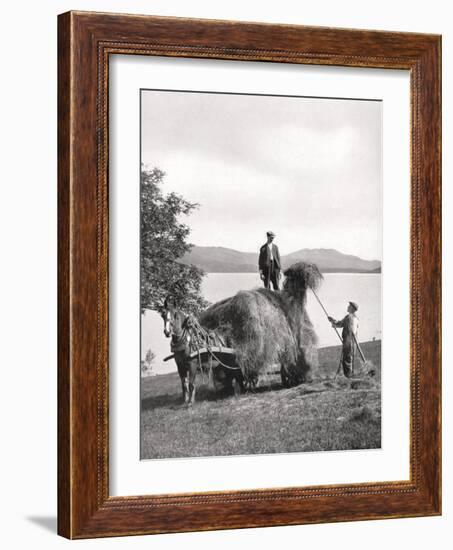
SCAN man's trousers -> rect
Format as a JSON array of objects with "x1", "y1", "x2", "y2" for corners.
[
  {"x1": 262, "y1": 262, "x2": 280, "y2": 290},
  {"x1": 341, "y1": 336, "x2": 355, "y2": 378}
]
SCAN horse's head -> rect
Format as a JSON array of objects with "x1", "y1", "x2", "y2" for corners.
[{"x1": 162, "y1": 295, "x2": 176, "y2": 338}]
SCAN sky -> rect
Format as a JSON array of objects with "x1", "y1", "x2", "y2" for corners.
[{"x1": 141, "y1": 90, "x2": 382, "y2": 261}]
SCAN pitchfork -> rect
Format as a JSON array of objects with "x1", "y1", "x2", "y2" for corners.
[{"x1": 310, "y1": 287, "x2": 370, "y2": 378}]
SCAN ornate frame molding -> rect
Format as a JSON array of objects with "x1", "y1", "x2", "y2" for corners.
[{"x1": 58, "y1": 11, "x2": 441, "y2": 538}]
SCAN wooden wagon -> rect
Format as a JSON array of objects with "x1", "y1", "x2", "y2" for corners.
[{"x1": 163, "y1": 345, "x2": 238, "y2": 370}]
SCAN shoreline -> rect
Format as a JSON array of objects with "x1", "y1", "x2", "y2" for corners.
[{"x1": 143, "y1": 339, "x2": 382, "y2": 379}]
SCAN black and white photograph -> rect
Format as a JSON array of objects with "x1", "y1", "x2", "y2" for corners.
[
  {"x1": 140, "y1": 89, "x2": 382, "y2": 460},
  {"x1": 1, "y1": 1, "x2": 446, "y2": 546}
]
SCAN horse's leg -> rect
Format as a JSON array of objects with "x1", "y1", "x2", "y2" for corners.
[
  {"x1": 176, "y1": 354, "x2": 189, "y2": 404},
  {"x1": 188, "y1": 359, "x2": 197, "y2": 405}
]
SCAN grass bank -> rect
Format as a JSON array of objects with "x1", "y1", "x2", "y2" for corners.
[{"x1": 141, "y1": 340, "x2": 381, "y2": 459}]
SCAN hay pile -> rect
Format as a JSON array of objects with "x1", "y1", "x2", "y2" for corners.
[{"x1": 200, "y1": 262, "x2": 323, "y2": 385}]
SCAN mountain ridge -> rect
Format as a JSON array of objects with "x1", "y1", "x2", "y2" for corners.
[{"x1": 180, "y1": 245, "x2": 381, "y2": 273}]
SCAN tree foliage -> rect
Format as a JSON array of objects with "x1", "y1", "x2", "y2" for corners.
[
  {"x1": 141, "y1": 348, "x2": 156, "y2": 374},
  {"x1": 141, "y1": 166, "x2": 208, "y2": 316},
  {"x1": 145, "y1": 349, "x2": 156, "y2": 365}
]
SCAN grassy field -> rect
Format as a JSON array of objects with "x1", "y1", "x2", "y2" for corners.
[{"x1": 141, "y1": 340, "x2": 381, "y2": 459}]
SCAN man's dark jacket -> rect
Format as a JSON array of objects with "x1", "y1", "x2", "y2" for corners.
[{"x1": 259, "y1": 243, "x2": 281, "y2": 271}]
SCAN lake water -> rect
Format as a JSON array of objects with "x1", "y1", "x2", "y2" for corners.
[{"x1": 142, "y1": 272, "x2": 381, "y2": 374}]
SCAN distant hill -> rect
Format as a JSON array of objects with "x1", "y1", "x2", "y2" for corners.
[
  {"x1": 180, "y1": 246, "x2": 381, "y2": 273},
  {"x1": 283, "y1": 248, "x2": 381, "y2": 273},
  {"x1": 180, "y1": 246, "x2": 257, "y2": 273}
]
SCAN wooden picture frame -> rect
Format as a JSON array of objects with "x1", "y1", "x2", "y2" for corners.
[{"x1": 58, "y1": 11, "x2": 441, "y2": 539}]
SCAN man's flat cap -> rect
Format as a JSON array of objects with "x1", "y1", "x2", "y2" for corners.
[
  {"x1": 266, "y1": 231, "x2": 276, "y2": 237},
  {"x1": 349, "y1": 301, "x2": 359, "y2": 311}
]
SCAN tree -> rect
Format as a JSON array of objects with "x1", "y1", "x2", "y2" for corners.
[
  {"x1": 141, "y1": 349, "x2": 156, "y2": 375},
  {"x1": 141, "y1": 166, "x2": 209, "y2": 316}
]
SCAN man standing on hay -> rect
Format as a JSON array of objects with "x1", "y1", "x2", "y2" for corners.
[
  {"x1": 328, "y1": 302, "x2": 359, "y2": 378},
  {"x1": 258, "y1": 231, "x2": 281, "y2": 290}
]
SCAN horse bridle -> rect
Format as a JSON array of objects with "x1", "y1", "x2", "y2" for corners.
[
  {"x1": 163, "y1": 305, "x2": 193, "y2": 352},
  {"x1": 163, "y1": 307, "x2": 174, "y2": 338}
]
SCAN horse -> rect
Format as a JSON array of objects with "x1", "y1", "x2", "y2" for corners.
[
  {"x1": 162, "y1": 296, "x2": 198, "y2": 405},
  {"x1": 162, "y1": 296, "x2": 245, "y2": 405}
]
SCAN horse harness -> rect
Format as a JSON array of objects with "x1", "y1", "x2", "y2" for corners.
[{"x1": 166, "y1": 308, "x2": 240, "y2": 373}]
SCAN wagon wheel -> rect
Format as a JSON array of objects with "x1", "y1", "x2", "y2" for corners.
[{"x1": 231, "y1": 376, "x2": 243, "y2": 397}]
